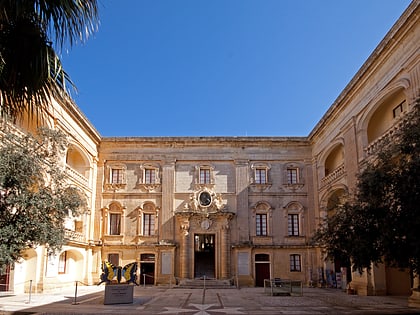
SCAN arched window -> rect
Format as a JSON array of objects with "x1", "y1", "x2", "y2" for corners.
[
  {"x1": 137, "y1": 202, "x2": 159, "y2": 236},
  {"x1": 103, "y1": 202, "x2": 124, "y2": 236},
  {"x1": 284, "y1": 202, "x2": 304, "y2": 237},
  {"x1": 252, "y1": 202, "x2": 273, "y2": 237}
]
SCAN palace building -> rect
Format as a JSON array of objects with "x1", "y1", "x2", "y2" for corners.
[{"x1": 1, "y1": 0, "x2": 419, "y2": 297}]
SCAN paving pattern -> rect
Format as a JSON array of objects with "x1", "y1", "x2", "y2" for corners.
[{"x1": 1, "y1": 286, "x2": 420, "y2": 314}]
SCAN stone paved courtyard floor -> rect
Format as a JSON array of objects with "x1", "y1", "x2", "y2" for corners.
[{"x1": 1, "y1": 285, "x2": 420, "y2": 314}]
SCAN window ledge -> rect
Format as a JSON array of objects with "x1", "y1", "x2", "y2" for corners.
[
  {"x1": 104, "y1": 183, "x2": 127, "y2": 191},
  {"x1": 252, "y1": 236, "x2": 273, "y2": 245},
  {"x1": 135, "y1": 183, "x2": 161, "y2": 192},
  {"x1": 250, "y1": 183, "x2": 272, "y2": 192}
]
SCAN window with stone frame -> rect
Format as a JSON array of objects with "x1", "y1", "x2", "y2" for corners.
[
  {"x1": 143, "y1": 213, "x2": 155, "y2": 236},
  {"x1": 256, "y1": 213, "x2": 267, "y2": 236},
  {"x1": 109, "y1": 213, "x2": 121, "y2": 235},
  {"x1": 111, "y1": 168, "x2": 124, "y2": 184},
  {"x1": 252, "y1": 201, "x2": 272, "y2": 237},
  {"x1": 105, "y1": 163, "x2": 127, "y2": 189},
  {"x1": 144, "y1": 168, "x2": 156, "y2": 184},
  {"x1": 288, "y1": 213, "x2": 300, "y2": 236},
  {"x1": 290, "y1": 254, "x2": 301, "y2": 272},
  {"x1": 255, "y1": 167, "x2": 267, "y2": 184},
  {"x1": 250, "y1": 163, "x2": 271, "y2": 185},
  {"x1": 200, "y1": 168, "x2": 211, "y2": 184},
  {"x1": 286, "y1": 167, "x2": 299, "y2": 184},
  {"x1": 285, "y1": 202, "x2": 304, "y2": 237},
  {"x1": 138, "y1": 202, "x2": 158, "y2": 236},
  {"x1": 195, "y1": 165, "x2": 215, "y2": 187},
  {"x1": 107, "y1": 202, "x2": 123, "y2": 235}
]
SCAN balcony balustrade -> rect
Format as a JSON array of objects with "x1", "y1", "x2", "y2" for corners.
[{"x1": 321, "y1": 163, "x2": 345, "y2": 188}]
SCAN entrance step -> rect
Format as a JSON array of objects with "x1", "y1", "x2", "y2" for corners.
[{"x1": 177, "y1": 278, "x2": 234, "y2": 289}]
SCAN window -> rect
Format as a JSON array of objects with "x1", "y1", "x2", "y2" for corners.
[
  {"x1": 144, "y1": 168, "x2": 156, "y2": 184},
  {"x1": 111, "y1": 168, "x2": 124, "y2": 184},
  {"x1": 288, "y1": 214, "x2": 299, "y2": 236},
  {"x1": 392, "y1": 100, "x2": 406, "y2": 118},
  {"x1": 251, "y1": 163, "x2": 271, "y2": 186},
  {"x1": 58, "y1": 251, "x2": 67, "y2": 274},
  {"x1": 287, "y1": 168, "x2": 299, "y2": 184},
  {"x1": 290, "y1": 254, "x2": 301, "y2": 272},
  {"x1": 255, "y1": 168, "x2": 267, "y2": 184},
  {"x1": 200, "y1": 168, "x2": 211, "y2": 184},
  {"x1": 109, "y1": 213, "x2": 121, "y2": 235},
  {"x1": 105, "y1": 164, "x2": 127, "y2": 190},
  {"x1": 195, "y1": 165, "x2": 214, "y2": 188},
  {"x1": 143, "y1": 213, "x2": 155, "y2": 236},
  {"x1": 256, "y1": 214, "x2": 267, "y2": 236},
  {"x1": 108, "y1": 253, "x2": 119, "y2": 266}
]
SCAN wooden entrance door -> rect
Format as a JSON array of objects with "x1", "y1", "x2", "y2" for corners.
[{"x1": 255, "y1": 263, "x2": 270, "y2": 287}]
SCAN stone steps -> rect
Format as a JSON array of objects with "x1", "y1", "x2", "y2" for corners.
[{"x1": 177, "y1": 278, "x2": 234, "y2": 289}]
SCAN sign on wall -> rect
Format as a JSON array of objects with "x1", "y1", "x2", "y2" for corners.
[
  {"x1": 161, "y1": 252, "x2": 172, "y2": 275},
  {"x1": 237, "y1": 252, "x2": 250, "y2": 275}
]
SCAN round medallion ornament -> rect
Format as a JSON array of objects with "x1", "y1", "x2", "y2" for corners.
[
  {"x1": 199, "y1": 191, "x2": 212, "y2": 207},
  {"x1": 201, "y1": 219, "x2": 211, "y2": 230}
]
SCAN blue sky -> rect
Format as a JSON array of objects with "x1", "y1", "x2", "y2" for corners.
[{"x1": 61, "y1": 0, "x2": 411, "y2": 137}]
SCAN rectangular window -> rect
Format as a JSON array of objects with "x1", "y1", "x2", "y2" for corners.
[
  {"x1": 108, "y1": 253, "x2": 119, "y2": 266},
  {"x1": 288, "y1": 214, "x2": 299, "y2": 236},
  {"x1": 392, "y1": 100, "x2": 406, "y2": 118},
  {"x1": 200, "y1": 168, "x2": 211, "y2": 184},
  {"x1": 58, "y1": 252, "x2": 67, "y2": 274},
  {"x1": 144, "y1": 169, "x2": 156, "y2": 184},
  {"x1": 255, "y1": 168, "x2": 267, "y2": 184},
  {"x1": 290, "y1": 254, "x2": 301, "y2": 272},
  {"x1": 256, "y1": 214, "x2": 267, "y2": 236},
  {"x1": 143, "y1": 213, "x2": 155, "y2": 236},
  {"x1": 287, "y1": 168, "x2": 299, "y2": 184},
  {"x1": 109, "y1": 213, "x2": 121, "y2": 235},
  {"x1": 111, "y1": 169, "x2": 123, "y2": 184}
]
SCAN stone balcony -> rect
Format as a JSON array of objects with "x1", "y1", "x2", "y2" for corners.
[
  {"x1": 365, "y1": 118, "x2": 406, "y2": 156},
  {"x1": 320, "y1": 163, "x2": 345, "y2": 188},
  {"x1": 64, "y1": 229, "x2": 86, "y2": 243},
  {"x1": 65, "y1": 165, "x2": 89, "y2": 187}
]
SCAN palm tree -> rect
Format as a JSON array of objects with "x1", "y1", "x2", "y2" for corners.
[{"x1": 0, "y1": 0, "x2": 99, "y2": 120}]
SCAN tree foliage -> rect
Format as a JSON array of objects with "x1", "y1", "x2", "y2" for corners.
[
  {"x1": 0, "y1": 0, "x2": 99, "y2": 119},
  {"x1": 313, "y1": 98, "x2": 420, "y2": 276},
  {"x1": 0, "y1": 127, "x2": 86, "y2": 271}
]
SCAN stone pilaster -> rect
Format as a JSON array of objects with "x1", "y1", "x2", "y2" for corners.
[
  {"x1": 180, "y1": 216, "x2": 190, "y2": 279},
  {"x1": 161, "y1": 159, "x2": 176, "y2": 241},
  {"x1": 220, "y1": 213, "x2": 233, "y2": 279}
]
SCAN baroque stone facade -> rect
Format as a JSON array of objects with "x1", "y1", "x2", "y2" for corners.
[{"x1": 1, "y1": 0, "x2": 419, "y2": 296}]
